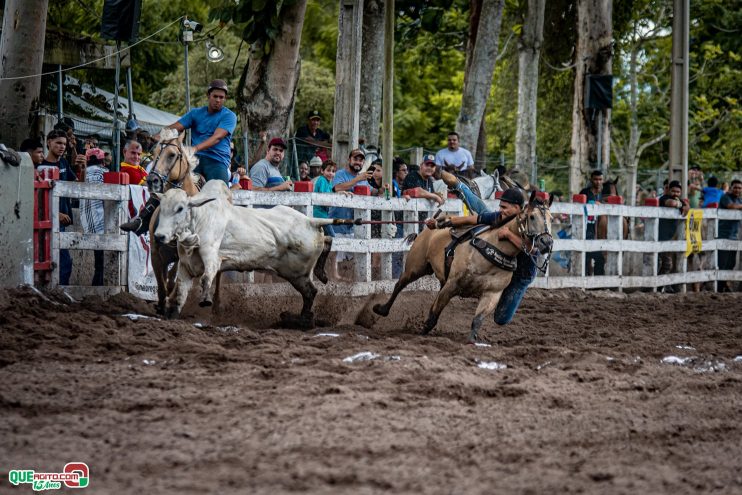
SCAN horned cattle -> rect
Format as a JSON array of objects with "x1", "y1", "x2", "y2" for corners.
[{"x1": 154, "y1": 180, "x2": 334, "y2": 326}]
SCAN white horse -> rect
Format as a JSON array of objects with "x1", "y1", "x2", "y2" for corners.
[{"x1": 433, "y1": 169, "x2": 503, "y2": 200}]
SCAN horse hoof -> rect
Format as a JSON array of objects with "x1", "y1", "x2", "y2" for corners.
[
  {"x1": 372, "y1": 304, "x2": 389, "y2": 317},
  {"x1": 199, "y1": 300, "x2": 213, "y2": 308},
  {"x1": 313, "y1": 267, "x2": 328, "y2": 284},
  {"x1": 420, "y1": 326, "x2": 433, "y2": 336}
]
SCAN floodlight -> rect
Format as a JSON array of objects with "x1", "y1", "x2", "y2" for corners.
[{"x1": 206, "y1": 39, "x2": 224, "y2": 63}]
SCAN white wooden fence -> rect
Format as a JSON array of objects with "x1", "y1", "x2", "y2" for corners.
[{"x1": 49, "y1": 181, "x2": 742, "y2": 299}]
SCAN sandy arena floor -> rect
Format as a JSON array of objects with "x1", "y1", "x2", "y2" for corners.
[{"x1": 1, "y1": 286, "x2": 741, "y2": 494}]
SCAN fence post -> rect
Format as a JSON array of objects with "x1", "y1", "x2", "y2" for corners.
[
  {"x1": 380, "y1": 209, "x2": 393, "y2": 280},
  {"x1": 353, "y1": 204, "x2": 372, "y2": 283},
  {"x1": 643, "y1": 204, "x2": 659, "y2": 291}
]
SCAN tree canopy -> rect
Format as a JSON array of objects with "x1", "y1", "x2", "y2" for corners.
[{"x1": 28, "y1": 0, "x2": 741, "y2": 188}]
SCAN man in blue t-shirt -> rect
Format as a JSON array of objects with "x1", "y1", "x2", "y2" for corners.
[
  {"x1": 121, "y1": 80, "x2": 237, "y2": 235},
  {"x1": 171, "y1": 79, "x2": 237, "y2": 183},
  {"x1": 330, "y1": 148, "x2": 374, "y2": 234}
]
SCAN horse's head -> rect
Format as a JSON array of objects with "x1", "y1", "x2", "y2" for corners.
[
  {"x1": 518, "y1": 190, "x2": 554, "y2": 258},
  {"x1": 147, "y1": 128, "x2": 198, "y2": 194}
]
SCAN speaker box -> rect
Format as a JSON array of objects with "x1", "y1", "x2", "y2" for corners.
[
  {"x1": 101, "y1": 0, "x2": 142, "y2": 43},
  {"x1": 584, "y1": 74, "x2": 613, "y2": 110}
]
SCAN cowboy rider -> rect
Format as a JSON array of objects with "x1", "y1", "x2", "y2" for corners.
[
  {"x1": 426, "y1": 171, "x2": 538, "y2": 325},
  {"x1": 121, "y1": 79, "x2": 237, "y2": 235}
]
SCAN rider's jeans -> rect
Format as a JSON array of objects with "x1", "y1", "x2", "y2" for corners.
[
  {"x1": 194, "y1": 155, "x2": 230, "y2": 184},
  {"x1": 455, "y1": 183, "x2": 489, "y2": 215},
  {"x1": 494, "y1": 275, "x2": 532, "y2": 325},
  {"x1": 457, "y1": 182, "x2": 533, "y2": 325}
]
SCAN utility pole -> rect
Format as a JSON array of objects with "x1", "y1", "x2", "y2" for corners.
[
  {"x1": 669, "y1": 0, "x2": 689, "y2": 197},
  {"x1": 332, "y1": 0, "x2": 364, "y2": 164},
  {"x1": 381, "y1": 0, "x2": 394, "y2": 192}
]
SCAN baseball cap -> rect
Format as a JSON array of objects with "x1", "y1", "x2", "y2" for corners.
[
  {"x1": 422, "y1": 154, "x2": 436, "y2": 165},
  {"x1": 307, "y1": 109, "x2": 321, "y2": 120},
  {"x1": 86, "y1": 147, "x2": 105, "y2": 161},
  {"x1": 268, "y1": 137, "x2": 287, "y2": 149},
  {"x1": 309, "y1": 156, "x2": 322, "y2": 167},
  {"x1": 207, "y1": 79, "x2": 228, "y2": 94},
  {"x1": 349, "y1": 148, "x2": 365, "y2": 159},
  {"x1": 500, "y1": 188, "x2": 525, "y2": 207}
]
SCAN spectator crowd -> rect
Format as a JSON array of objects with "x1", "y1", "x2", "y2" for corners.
[{"x1": 12, "y1": 103, "x2": 742, "y2": 290}]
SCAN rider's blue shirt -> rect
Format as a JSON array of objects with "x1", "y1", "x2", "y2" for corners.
[
  {"x1": 476, "y1": 210, "x2": 537, "y2": 281},
  {"x1": 178, "y1": 106, "x2": 237, "y2": 169}
]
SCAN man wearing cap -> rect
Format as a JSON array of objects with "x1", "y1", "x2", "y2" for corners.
[
  {"x1": 330, "y1": 149, "x2": 374, "y2": 234},
  {"x1": 579, "y1": 169, "x2": 605, "y2": 276},
  {"x1": 434, "y1": 131, "x2": 474, "y2": 177},
  {"x1": 166, "y1": 79, "x2": 236, "y2": 183},
  {"x1": 309, "y1": 155, "x2": 323, "y2": 183},
  {"x1": 295, "y1": 110, "x2": 331, "y2": 164},
  {"x1": 402, "y1": 154, "x2": 445, "y2": 206},
  {"x1": 120, "y1": 80, "x2": 237, "y2": 235},
  {"x1": 250, "y1": 137, "x2": 293, "y2": 191},
  {"x1": 425, "y1": 186, "x2": 538, "y2": 326}
]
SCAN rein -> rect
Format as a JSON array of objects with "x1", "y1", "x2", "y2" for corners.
[{"x1": 515, "y1": 202, "x2": 553, "y2": 274}]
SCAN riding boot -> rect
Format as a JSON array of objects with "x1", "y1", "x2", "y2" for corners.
[
  {"x1": 440, "y1": 170, "x2": 461, "y2": 190},
  {"x1": 120, "y1": 197, "x2": 160, "y2": 236}
]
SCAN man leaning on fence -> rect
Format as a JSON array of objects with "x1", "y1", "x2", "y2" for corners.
[
  {"x1": 39, "y1": 129, "x2": 76, "y2": 285},
  {"x1": 250, "y1": 138, "x2": 293, "y2": 192},
  {"x1": 718, "y1": 179, "x2": 742, "y2": 291},
  {"x1": 580, "y1": 170, "x2": 605, "y2": 276},
  {"x1": 657, "y1": 180, "x2": 689, "y2": 293}
]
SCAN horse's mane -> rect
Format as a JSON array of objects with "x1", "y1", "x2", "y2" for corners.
[
  {"x1": 158, "y1": 127, "x2": 200, "y2": 182},
  {"x1": 491, "y1": 213, "x2": 518, "y2": 229}
]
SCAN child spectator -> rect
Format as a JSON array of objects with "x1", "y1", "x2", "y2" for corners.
[
  {"x1": 314, "y1": 160, "x2": 351, "y2": 281},
  {"x1": 81, "y1": 148, "x2": 108, "y2": 286},
  {"x1": 702, "y1": 176, "x2": 723, "y2": 207}
]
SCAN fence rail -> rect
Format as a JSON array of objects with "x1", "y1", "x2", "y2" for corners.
[{"x1": 47, "y1": 181, "x2": 742, "y2": 298}]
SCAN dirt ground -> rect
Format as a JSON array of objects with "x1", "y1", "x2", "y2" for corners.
[{"x1": 1, "y1": 285, "x2": 741, "y2": 494}]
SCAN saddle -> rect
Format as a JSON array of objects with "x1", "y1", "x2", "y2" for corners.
[
  {"x1": 443, "y1": 224, "x2": 517, "y2": 280},
  {"x1": 451, "y1": 173, "x2": 481, "y2": 199}
]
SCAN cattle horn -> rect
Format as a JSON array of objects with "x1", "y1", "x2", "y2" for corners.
[{"x1": 188, "y1": 197, "x2": 217, "y2": 209}]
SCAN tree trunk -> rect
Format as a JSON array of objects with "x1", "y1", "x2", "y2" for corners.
[
  {"x1": 515, "y1": 0, "x2": 546, "y2": 181},
  {"x1": 359, "y1": 0, "x2": 384, "y2": 149},
  {"x1": 568, "y1": 0, "x2": 612, "y2": 196},
  {"x1": 456, "y1": 0, "x2": 505, "y2": 155},
  {"x1": 0, "y1": 0, "x2": 49, "y2": 146},
  {"x1": 237, "y1": 0, "x2": 308, "y2": 166}
]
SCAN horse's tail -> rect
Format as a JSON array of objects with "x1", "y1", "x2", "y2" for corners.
[{"x1": 403, "y1": 233, "x2": 418, "y2": 245}]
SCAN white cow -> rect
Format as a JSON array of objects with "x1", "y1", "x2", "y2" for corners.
[{"x1": 154, "y1": 180, "x2": 335, "y2": 326}]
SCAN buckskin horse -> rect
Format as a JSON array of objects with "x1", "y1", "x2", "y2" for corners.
[
  {"x1": 146, "y1": 129, "x2": 206, "y2": 314},
  {"x1": 373, "y1": 191, "x2": 553, "y2": 343}
]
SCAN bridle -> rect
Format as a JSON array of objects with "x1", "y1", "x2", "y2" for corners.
[
  {"x1": 147, "y1": 141, "x2": 186, "y2": 194},
  {"x1": 516, "y1": 201, "x2": 553, "y2": 274}
]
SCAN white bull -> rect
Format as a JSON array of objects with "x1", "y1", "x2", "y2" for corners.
[{"x1": 154, "y1": 180, "x2": 334, "y2": 326}]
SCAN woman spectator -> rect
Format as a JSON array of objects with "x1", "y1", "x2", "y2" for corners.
[{"x1": 299, "y1": 161, "x2": 311, "y2": 182}]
